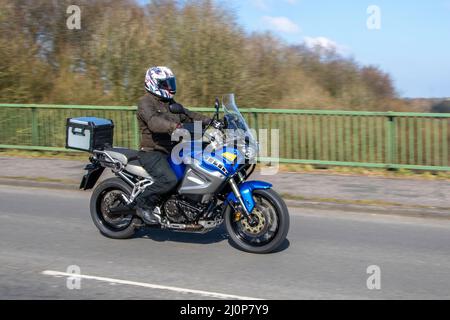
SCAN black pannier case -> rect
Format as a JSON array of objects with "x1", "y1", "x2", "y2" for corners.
[{"x1": 66, "y1": 117, "x2": 114, "y2": 152}]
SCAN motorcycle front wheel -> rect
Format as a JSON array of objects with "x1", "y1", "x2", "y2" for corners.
[{"x1": 224, "y1": 189, "x2": 290, "y2": 254}]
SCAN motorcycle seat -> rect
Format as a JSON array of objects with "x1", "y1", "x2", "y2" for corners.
[{"x1": 104, "y1": 148, "x2": 139, "y2": 165}]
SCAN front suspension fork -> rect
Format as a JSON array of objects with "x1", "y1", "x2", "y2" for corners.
[{"x1": 229, "y1": 179, "x2": 253, "y2": 219}]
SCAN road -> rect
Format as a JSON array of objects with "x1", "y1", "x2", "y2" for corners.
[{"x1": 0, "y1": 185, "x2": 449, "y2": 300}]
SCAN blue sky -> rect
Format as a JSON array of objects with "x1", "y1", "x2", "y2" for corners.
[{"x1": 139, "y1": 0, "x2": 450, "y2": 98}]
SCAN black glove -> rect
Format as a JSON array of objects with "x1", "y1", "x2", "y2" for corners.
[{"x1": 169, "y1": 103, "x2": 185, "y2": 115}]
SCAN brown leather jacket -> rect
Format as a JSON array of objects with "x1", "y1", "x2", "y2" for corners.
[{"x1": 137, "y1": 93, "x2": 210, "y2": 154}]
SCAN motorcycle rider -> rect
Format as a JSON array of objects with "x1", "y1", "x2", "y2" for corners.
[{"x1": 136, "y1": 66, "x2": 210, "y2": 224}]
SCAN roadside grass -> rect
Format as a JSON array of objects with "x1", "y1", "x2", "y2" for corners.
[
  {"x1": 281, "y1": 193, "x2": 450, "y2": 210},
  {"x1": 265, "y1": 163, "x2": 450, "y2": 181},
  {"x1": 0, "y1": 175, "x2": 79, "y2": 184},
  {"x1": 0, "y1": 149, "x2": 88, "y2": 161},
  {"x1": 1, "y1": 149, "x2": 450, "y2": 181}
]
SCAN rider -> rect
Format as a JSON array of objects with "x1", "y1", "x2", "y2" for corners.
[{"x1": 136, "y1": 66, "x2": 210, "y2": 224}]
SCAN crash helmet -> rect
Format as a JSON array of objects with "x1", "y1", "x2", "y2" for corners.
[{"x1": 144, "y1": 66, "x2": 177, "y2": 99}]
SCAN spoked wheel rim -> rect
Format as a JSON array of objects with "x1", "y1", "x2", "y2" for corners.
[
  {"x1": 230, "y1": 194, "x2": 280, "y2": 247},
  {"x1": 97, "y1": 189, "x2": 133, "y2": 231}
]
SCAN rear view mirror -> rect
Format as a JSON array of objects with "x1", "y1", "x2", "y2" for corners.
[{"x1": 215, "y1": 97, "x2": 220, "y2": 112}]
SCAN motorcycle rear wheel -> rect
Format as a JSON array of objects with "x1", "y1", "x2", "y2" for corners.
[
  {"x1": 90, "y1": 178, "x2": 140, "y2": 239},
  {"x1": 224, "y1": 189, "x2": 290, "y2": 254}
]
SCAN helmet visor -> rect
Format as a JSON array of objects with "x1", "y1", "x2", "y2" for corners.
[{"x1": 158, "y1": 77, "x2": 177, "y2": 93}]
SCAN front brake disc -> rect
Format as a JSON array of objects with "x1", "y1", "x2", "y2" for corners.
[{"x1": 240, "y1": 209, "x2": 267, "y2": 236}]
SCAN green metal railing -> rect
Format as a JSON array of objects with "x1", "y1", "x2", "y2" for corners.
[{"x1": 0, "y1": 103, "x2": 449, "y2": 171}]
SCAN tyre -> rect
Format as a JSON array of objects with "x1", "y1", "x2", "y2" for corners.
[
  {"x1": 90, "y1": 177, "x2": 139, "y2": 239},
  {"x1": 224, "y1": 189, "x2": 290, "y2": 254}
]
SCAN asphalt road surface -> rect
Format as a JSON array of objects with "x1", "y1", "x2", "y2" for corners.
[{"x1": 0, "y1": 185, "x2": 449, "y2": 300}]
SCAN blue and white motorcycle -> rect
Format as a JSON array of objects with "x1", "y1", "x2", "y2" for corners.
[{"x1": 82, "y1": 94, "x2": 289, "y2": 254}]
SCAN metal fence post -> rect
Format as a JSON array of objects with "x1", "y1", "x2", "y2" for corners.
[
  {"x1": 386, "y1": 112, "x2": 397, "y2": 168},
  {"x1": 31, "y1": 106, "x2": 39, "y2": 146},
  {"x1": 252, "y1": 109, "x2": 259, "y2": 133},
  {"x1": 131, "y1": 111, "x2": 140, "y2": 149}
]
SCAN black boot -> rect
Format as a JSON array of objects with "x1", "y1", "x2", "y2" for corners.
[
  {"x1": 135, "y1": 196, "x2": 160, "y2": 225},
  {"x1": 136, "y1": 206, "x2": 160, "y2": 225}
]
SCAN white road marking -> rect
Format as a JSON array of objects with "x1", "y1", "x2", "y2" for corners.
[{"x1": 42, "y1": 270, "x2": 263, "y2": 300}]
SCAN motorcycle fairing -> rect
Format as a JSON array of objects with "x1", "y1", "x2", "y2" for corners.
[
  {"x1": 199, "y1": 147, "x2": 243, "y2": 177},
  {"x1": 226, "y1": 181, "x2": 272, "y2": 213}
]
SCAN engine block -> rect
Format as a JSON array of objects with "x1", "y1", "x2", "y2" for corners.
[{"x1": 163, "y1": 196, "x2": 206, "y2": 223}]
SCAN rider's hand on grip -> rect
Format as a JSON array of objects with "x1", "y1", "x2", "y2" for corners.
[{"x1": 212, "y1": 120, "x2": 224, "y2": 130}]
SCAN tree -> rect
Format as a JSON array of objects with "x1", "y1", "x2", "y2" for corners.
[
  {"x1": 431, "y1": 100, "x2": 450, "y2": 113},
  {"x1": 0, "y1": 0, "x2": 400, "y2": 110}
]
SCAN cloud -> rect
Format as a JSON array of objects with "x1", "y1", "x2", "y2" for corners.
[
  {"x1": 262, "y1": 16, "x2": 301, "y2": 33},
  {"x1": 304, "y1": 37, "x2": 338, "y2": 51},
  {"x1": 303, "y1": 36, "x2": 350, "y2": 55}
]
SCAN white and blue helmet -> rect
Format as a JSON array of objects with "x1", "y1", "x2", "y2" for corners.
[{"x1": 144, "y1": 66, "x2": 177, "y2": 99}]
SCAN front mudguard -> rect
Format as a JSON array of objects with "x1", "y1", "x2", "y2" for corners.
[{"x1": 226, "y1": 181, "x2": 272, "y2": 213}]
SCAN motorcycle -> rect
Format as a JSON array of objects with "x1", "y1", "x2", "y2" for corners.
[{"x1": 79, "y1": 94, "x2": 289, "y2": 254}]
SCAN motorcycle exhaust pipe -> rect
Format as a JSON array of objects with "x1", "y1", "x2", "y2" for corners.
[{"x1": 108, "y1": 205, "x2": 135, "y2": 216}]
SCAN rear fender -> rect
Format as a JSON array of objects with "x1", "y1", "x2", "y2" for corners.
[
  {"x1": 226, "y1": 181, "x2": 272, "y2": 213},
  {"x1": 80, "y1": 163, "x2": 105, "y2": 190}
]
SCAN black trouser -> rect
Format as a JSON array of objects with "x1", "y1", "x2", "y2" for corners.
[{"x1": 136, "y1": 151, "x2": 178, "y2": 209}]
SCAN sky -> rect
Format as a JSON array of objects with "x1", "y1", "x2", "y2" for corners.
[{"x1": 139, "y1": 0, "x2": 450, "y2": 98}]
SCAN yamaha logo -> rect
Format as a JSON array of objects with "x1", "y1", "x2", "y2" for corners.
[{"x1": 205, "y1": 156, "x2": 228, "y2": 175}]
